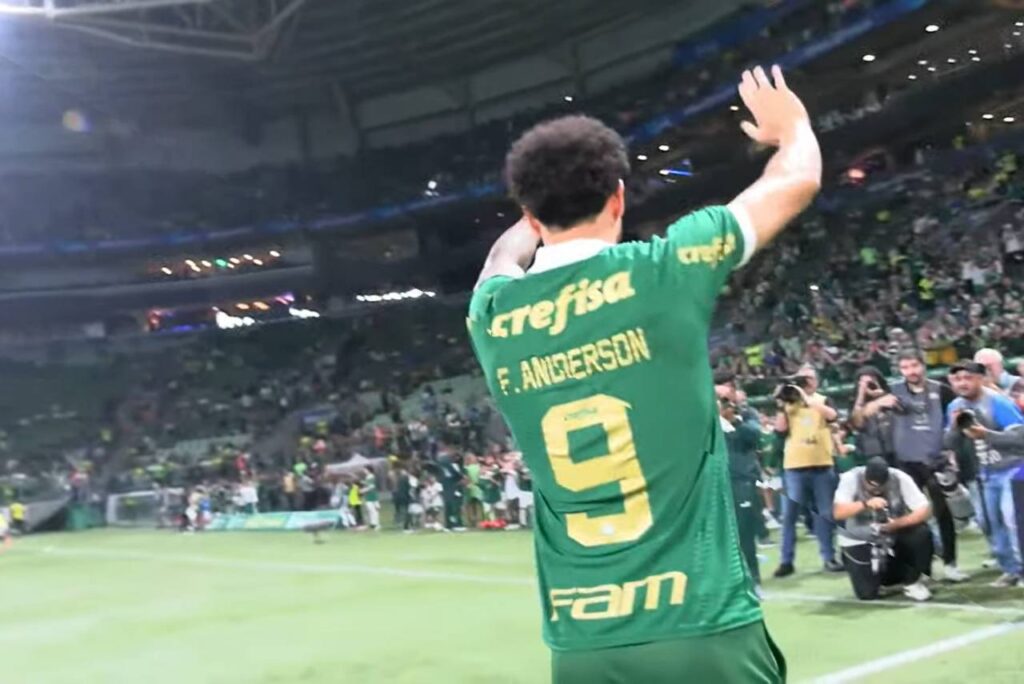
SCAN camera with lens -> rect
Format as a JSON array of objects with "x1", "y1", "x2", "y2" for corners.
[
  {"x1": 775, "y1": 375, "x2": 811, "y2": 404},
  {"x1": 955, "y1": 409, "x2": 978, "y2": 431}
]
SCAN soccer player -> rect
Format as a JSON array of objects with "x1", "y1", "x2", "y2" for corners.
[
  {"x1": 0, "y1": 509, "x2": 11, "y2": 552},
  {"x1": 466, "y1": 66, "x2": 820, "y2": 683}
]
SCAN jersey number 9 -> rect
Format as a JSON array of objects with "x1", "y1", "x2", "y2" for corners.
[{"x1": 541, "y1": 394, "x2": 652, "y2": 547}]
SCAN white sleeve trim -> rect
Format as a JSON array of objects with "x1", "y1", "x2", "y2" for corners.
[{"x1": 726, "y1": 202, "x2": 757, "y2": 269}]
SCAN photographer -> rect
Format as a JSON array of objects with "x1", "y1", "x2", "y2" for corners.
[
  {"x1": 889, "y1": 351, "x2": 965, "y2": 582},
  {"x1": 945, "y1": 361, "x2": 1024, "y2": 587},
  {"x1": 720, "y1": 395, "x2": 763, "y2": 591},
  {"x1": 849, "y1": 365, "x2": 896, "y2": 465},
  {"x1": 773, "y1": 365, "x2": 842, "y2": 577},
  {"x1": 834, "y1": 457, "x2": 933, "y2": 602}
]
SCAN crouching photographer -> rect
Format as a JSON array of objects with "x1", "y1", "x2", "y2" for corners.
[{"x1": 834, "y1": 457, "x2": 934, "y2": 602}]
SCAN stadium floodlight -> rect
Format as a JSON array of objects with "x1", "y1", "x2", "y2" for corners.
[
  {"x1": 236, "y1": 303, "x2": 250, "y2": 310},
  {"x1": 729, "y1": 105, "x2": 740, "y2": 111},
  {"x1": 862, "y1": 54, "x2": 876, "y2": 62},
  {"x1": 658, "y1": 144, "x2": 670, "y2": 151},
  {"x1": 269, "y1": 250, "x2": 281, "y2": 258},
  {"x1": 659, "y1": 169, "x2": 670, "y2": 176},
  {"x1": 925, "y1": 24, "x2": 940, "y2": 33},
  {"x1": 160, "y1": 267, "x2": 172, "y2": 275},
  {"x1": 253, "y1": 258, "x2": 264, "y2": 266},
  {"x1": 636, "y1": 154, "x2": 648, "y2": 161},
  {"x1": 917, "y1": 60, "x2": 928, "y2": 65},
  {"x1": 230, "y1": 257, "x2": 241, "y2": 264},
  {"x1": 947, "y1": 58, "x2": 957, "y2": 63},
  {"x1": 983, "y1": 113, "x2": 995, "y2": 119},
  {"x1": 563, "y1": 95, "x2": 574, "y2": 103},
  {"x1": 1005, "y1": 116, "x2": 1017, "y2": 123},
  {"x1": 927, "y1": 66, "x2": 937, "y2": 72},
  {"x1": 972, "y1": 56, "x2": 981, "y2": 62},
  {"x1": 1014, "y1": 32, "x2": 1022, "y2": 37},
  {"x1": 908, "y1": 74, "x2": 918, "y2": 80},
  {"x1": 243, "y1": 254, "x2": 253, "y2": 261},
  {"x1": 201, "y1": 260, "x2": 212, "y2": 268},
  {"x1": 968, "y1": 49, "x2": 978, "y2": 55},
  {"x1": 426, "y1": 180, "x2": 438, "y2": 190}
]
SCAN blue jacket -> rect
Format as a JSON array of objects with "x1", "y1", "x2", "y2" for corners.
[{"x1": 945, "y1": 389, "x2": 1024, "y2": 477}]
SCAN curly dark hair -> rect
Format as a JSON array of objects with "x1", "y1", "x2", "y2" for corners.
[{"x1": 504, "y1": 115, "x2": 630, "y2": 230}]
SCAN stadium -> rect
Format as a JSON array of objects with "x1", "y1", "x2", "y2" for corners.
[{"x1": 3, "y1": 0, "x2": 1024, "y2": 682}]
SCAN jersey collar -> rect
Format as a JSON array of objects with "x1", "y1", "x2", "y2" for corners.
[{"x1": 528, "y1": 239, "x2": 613, "y2": 275}]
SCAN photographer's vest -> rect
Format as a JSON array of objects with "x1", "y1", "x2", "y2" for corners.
[
  {"x1": 891, "y1": 381, "x2": 945, "y2": 465},
  {"x1": 841, "y1": 469, "x2": 909, "y2": 543},
  {"x1": 783, "y1": 393, "x2": 834, "y2": 469}
]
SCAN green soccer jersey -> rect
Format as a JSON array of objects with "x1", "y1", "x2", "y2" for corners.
[{"x1": 467, "y1": 206, "x2": 762, "y2": 652}]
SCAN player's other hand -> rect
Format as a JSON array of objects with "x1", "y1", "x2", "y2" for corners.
[{"x1": 737, "y1": 65, "x2": 810, "y2": 147}]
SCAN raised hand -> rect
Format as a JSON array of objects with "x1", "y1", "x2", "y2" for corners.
[{"x1": 737, "y1": 65, "x2": 811, "y2": 147}]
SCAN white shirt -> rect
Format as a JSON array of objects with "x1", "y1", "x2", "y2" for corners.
[{"x1": 834, "y1": 467, "x2": 929, "y2": 547}]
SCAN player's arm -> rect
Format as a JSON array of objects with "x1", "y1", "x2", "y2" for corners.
[
  {"x1": 727, "y1": 65, "x2": 821, "y2": 254},
  {"x1": 474, "y1": 216, "x2": 539, "y2": 289}
]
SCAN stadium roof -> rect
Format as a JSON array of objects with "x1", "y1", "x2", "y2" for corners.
[{"x1": 0, "y1": 0, "x2": 689, "y2": 123}]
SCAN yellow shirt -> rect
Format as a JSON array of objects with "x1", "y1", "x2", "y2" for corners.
[
  {"x1": 11, "y1": 502, "x2": 25, "y2": 521},
  {"x1": 783, "y1": 393, "x2": 835, "y2": 469}
]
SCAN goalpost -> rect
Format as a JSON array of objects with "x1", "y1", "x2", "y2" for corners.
[{"x1": 105, "y1": 489, "x2": 184, "y2": 528}]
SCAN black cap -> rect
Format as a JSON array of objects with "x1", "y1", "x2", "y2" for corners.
[
  {"x1": 864, "y1": 457, "x2": 890, "y2": 486},
  {"x1": 713, "y1": 370, "x2": 736, "y2": 386},
  {"x1": 949, "y1": 360, "x2": 986, "y2": 376}
]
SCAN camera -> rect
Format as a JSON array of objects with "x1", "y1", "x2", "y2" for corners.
[
  {"x1": 955, "y1": 409, "x2": 978, "y2": 431},
  {"x1": 775, "y1": 375, "x2": 811, "y2": 404}
]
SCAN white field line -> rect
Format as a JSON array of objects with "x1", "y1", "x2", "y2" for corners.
[
  {"x1": 806, "y1": 621, "x2": 1024, "y2": 684},
  {"x1": 30, "y1": 546, "x2": 1024, "y2": 619}
]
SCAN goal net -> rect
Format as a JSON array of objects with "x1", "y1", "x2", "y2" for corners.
[{"x1": 106, "y1": 489, "x2": 184, "y2": 527}]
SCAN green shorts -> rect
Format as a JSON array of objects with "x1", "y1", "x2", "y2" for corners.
[{"x1": 551, "y1": 621, "x2": 785, "y2": 684}]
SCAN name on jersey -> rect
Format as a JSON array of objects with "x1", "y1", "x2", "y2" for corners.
[
  {"x1": 549, "y1": 571, "x2": 687, "y2": 623},
  {"x1": 677, "y1": 233, "x2": 737, "y2": 267},
  {"x1": 496, "y1": 327, "x2": 652, "y2": 396},
  {"x1": 488, "y1": 271, "x2": 636, "y2": 338}
]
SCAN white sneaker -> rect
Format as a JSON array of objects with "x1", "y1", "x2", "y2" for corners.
[
  {"x1": 982, "y1": 558, "x2": 999, "y2": 570},
  {"x1": 763, "y1": 511, "x2": 781, "y2": 530},
  {"x1": 941, "y1": 564, "x2": 971, "y2": 583},
  {"x1": 989, "y1": 573, "x2": 1021, "y2": 588},
  {"x1": 903, "y1": 581, "x2": 932, "y2": 602}
]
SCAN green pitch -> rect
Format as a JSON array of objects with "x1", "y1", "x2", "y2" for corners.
[{"x1": 4, "y1": 528, "x2": 1023, "y2": 683}]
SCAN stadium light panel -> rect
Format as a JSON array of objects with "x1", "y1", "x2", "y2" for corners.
[
  {"x1": 947, "y1": 58, "x2": 956, "y2": 64},
  {"x1": 1005, "y1": 116, "x2": 1017, "y2": 123},
  {"x1": 161, "y1": 267, "x2": 172, "y2": 275},
  {"x1": 253, "y1": 258, "x2": 264, "y2": 266},
  {"x1": 230, "y1": 257, "x2": 241, "y2": 264},
  {"x1": 236, "y1": 303, "x2": 250, "y2": 310},
  {"x1": 972, "y1": 56, "x2": 981, "y2": 62},
  {"x1": 729, "y1": 105, "x2": 740, "y2": 111},
  {"x1": 968, "y1": 49, "x2": 978, "y2": 55},
  {"x1": 862, "y1": 54, "x2": 876, "y2": 62},
  {"x1": 983, "y1": 113, "x2": 995, "y2": 119},
  {"x1": 563, "y1": 95, "x2": 574, "y2": 102},
  {"x1": 658, "y1": 144, "x2": 670, "y2": 151},
  {"x1": 1014, "y1": 32, "x2": 1021, "y2": 37},
  {"x1": 637, "y1": 154, "x2": 648, "y2": 161},
  {"x1": 215, "y1": 259, "x2": 227, "y2": 267},
  {"x1": 426, "y1": 180, "x2": 438, "y2": 190},
  {"x1": 917, "y1": 60, "x2": 928, "y2": 65},
  {"x1": 269, "y1": 250, "x2": 281, "y2": 258},
  {"x1": 927, "y1": 66, "x2": 937, "y2": 72},
  {"x1": 1017, "y1": 21, "x2": 1023, "y2": 27},
  {"x1": 659, "y1": 169, "x2": 670, "y2": 176},
  {"x1": 908, "y1": 74, "x2": 917, "y2": 80},
  {"x1": 201, "y1": 260, "x2": 212, "y2": 268},
  {"x1": 925, "y1": 24, "x2": 940, "y2": 33},
  {"x1": 244, "y1": 254, "x2": 254, "y2": 261}
]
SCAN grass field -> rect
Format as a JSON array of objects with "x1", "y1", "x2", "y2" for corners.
[{"x1": 4, "y1": 527, "x2": 1024, "y2": 683}]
